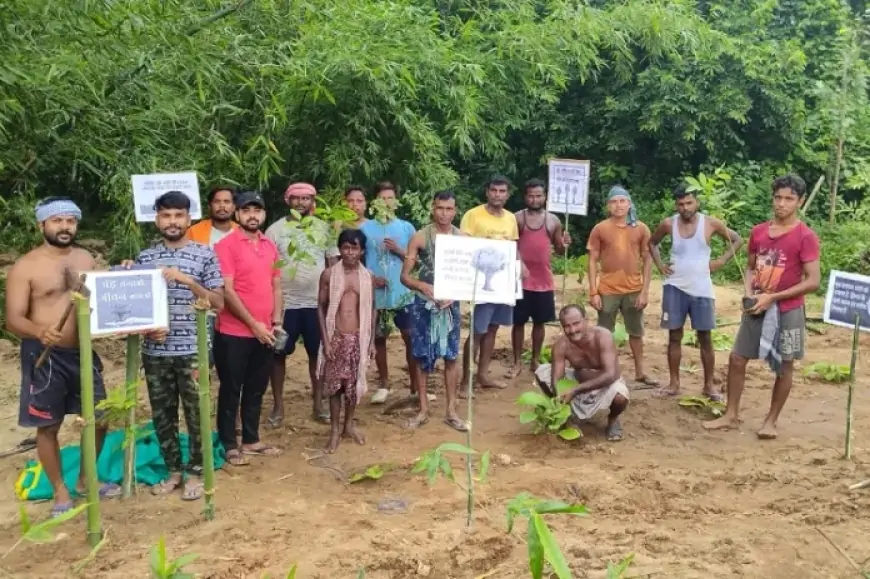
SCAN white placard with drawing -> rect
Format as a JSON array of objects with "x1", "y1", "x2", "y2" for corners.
[
  {"x1": 433, "y1": 235, "x2": 518, "y2": 305},
  {"x1": 85, "y1": 269, "x2": 170, "y2": 337},
  {"x1": 823, "y1": 270, "x2": 870, "y2": 332},
  {"x1": 546, "y1": 159, "x2": 590, "y2": 216},
  {"x1": 131, "y1": 171, "x2": 202, "y2": 222}
]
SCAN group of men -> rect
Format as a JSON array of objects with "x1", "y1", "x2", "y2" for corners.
[{"x1": 7, "y1": 172, "x2": 820, "y2": 517}]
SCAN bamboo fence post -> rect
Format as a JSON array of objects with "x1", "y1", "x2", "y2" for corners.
[
  {"x1": 122, "y1": 334, "x2": 140, "y2": 498},
  {"x1": 465, "y1": 269, "x2": 479, "y2": 530},
  {"x1": 844, "y1": 313, "x2": 860, "y2": 460},
  {"x1": 196, "y1": 305, "x2": 216, "y2": 520},
  {"x1": 75, "y1": 293, "x2": 102, "y2": 547}
]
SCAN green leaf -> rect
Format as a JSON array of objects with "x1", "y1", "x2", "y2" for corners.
[
  {"x1": 519, "y1": 410, "x2": 537, "y2": 424},
  {"x1": 172, "y1": 553, "x2": 200, "y2": 569},
  {"x1": 285, "y1": 563, "x2": 298, "y2": 579},
  {"x1": 478, "y1": 450, "x2": 491, "y2": 483},
  {"x1": 426, "y1": 454, "x2": 440, "y2": 485},
  {"x1": 516, "y1": 391, "x2": 550, "y2": 407},
  {"x1": 436, "y1": 442, "x2": 477, "y2": 455},
  {"x1": 356, "y1": 568, "x2": 366, "y2": 579},
  {"x1": 527, "y1": 513, "x2": 545, "y2": 579},
  {"x1": 19, "y1": 505, "x2": 31, "y2": 534},
  {"x1": 150, "y1": 537, "x2": 166, "y2": 574},
  {"x1": 438, "y1": 455, "x2": 454, "y2": 481},
  {"x1": 555, "y1": 378, "x2": 577, "y2": 395},
  {"x1": 558, "y1": 427, "x2": 582, "y2": 440},
  {"x1": 533, "y1": 513, "x2": 572, "y2": 579},
  {"x1": 533, "y1": 501, "x2": 588, "y2": 516}
]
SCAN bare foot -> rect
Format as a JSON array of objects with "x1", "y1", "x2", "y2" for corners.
[
  {"x1": 407, "y1": 412, "x2": 429, "y2": 430},
  {"x1": 343, "y1": 424, "x2": 366, "y2": 445},
  {"x1": 477, "y1": 375, "x2": 506, "y2": 390},
  {"x1": 530, "y1": 361, "x2": 539, "y2": 375},
  {"x1": 505, "y1": 364, "x2": 522, "y2": 379},
  {"x1": 653, "y1": 385, "x2": 680, "y2": 399},
  {"x1": 756, "y1": 422, "x2": 778, "y2": 440},
  {"x1": 324, "y1": 430, "x2": 341, "y2": 454},
  {"x1": 703, "y1": 415, "x2": 739, "y2": 431},
  {"x1": 458, "y1": 389, "x2": 476, "y2": 400}
]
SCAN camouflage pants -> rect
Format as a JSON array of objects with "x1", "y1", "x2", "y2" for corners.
[{"x1": 142, "y1": 354, "x2": 202, "y2": 474}]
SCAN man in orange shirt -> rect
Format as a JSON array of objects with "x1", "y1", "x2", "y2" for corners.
[
  {"x1": 586, "y1": 186, "x2": 658, "y2": 387},
  {"x1": 187, "y1": 186, "x2": 238, "y2": 247}
]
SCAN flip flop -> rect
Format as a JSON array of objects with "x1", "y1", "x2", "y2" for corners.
[
  {"x1": 181, "y1": 478, "x2": 204, "y2": 501},
  {"x1": 443, "y1": 416, "x2": 469, "y2": 432},
  {"x1": 50, "y1": 501, "x2": 75, "y2": 518},
  {"x1": 634, "y1": 376, "x2": 660, "y2": 390},
  {"x1": 406, "y1": 415, "x2": 429, "y2": 430},
  {"x1": 605, "y1": 421, "x2": 624, "y2": 442},
  {"x1": 703, "y1": 392, "x2": 725, "y2": 403},
  {"x1": 242, "y1": 445, "x2": 284, "y2": 457},
  {"x1": 313, "y1": 410, "x2": 330, "y2": 423},
  {"x1": 225, "y1": 449, "x2": 250, "y2": 466},
  {"x1": 265, "y1": 415, "x2": 283, "y2": 430},
  {"x1": 75, "y1": 482, "x2": 122, "y2": 499},
  {"x1": 652, "y1": 388, "x2": 679, "y2": 399},
  {"x1": 151, "y1": 477, "x2": 182, "y2": 496}
]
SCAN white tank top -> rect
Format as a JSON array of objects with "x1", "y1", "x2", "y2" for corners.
[{"x1": 663, "y1": 214, "x2": 714, "y2": 298}]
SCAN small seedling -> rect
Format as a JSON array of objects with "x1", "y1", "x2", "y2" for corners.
[
  {"x1": 612, "y1": 323, "x2": 628, "y2": 348},
  {"x1": 149, "y1": 536, "x2": 198, "y2": 579},
  {"x1": 681, "y1": 330, "x2": 734, "y2": 351},
  {"x1": 677, "y1": 395, "x2": 726, "y2": 417},
  {"x1": 606, "y1": 553, "x2": 635, "y2": 579},
  {"x1": 522, "y1": 345, "x2": 553, "y2": 365},
  {"x1": 4, "y1": 503, "x2": 88, "y2": 558},
  {"x1": 516, "y1": 379, "x2": 582, "y2": 441},
  {"x1": 411, "y1": 442, "x2": 490, "y2": 485},
  {"x1": 348, "y1": 464, "x2": 387, "y2": 484},
  {"x1": 803, "y1": 362, "x2": 851, "y2": 383},
  {"x1": 72, "y1": 529, "x2": 109, "y2": 575},
  {"x1": 506, "y1": 492, "x2": 588, "y2": 579}
]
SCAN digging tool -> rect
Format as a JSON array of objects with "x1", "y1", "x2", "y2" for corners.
[{"x1": 34, "y1": 270, "x2": 87, "y2": 368}]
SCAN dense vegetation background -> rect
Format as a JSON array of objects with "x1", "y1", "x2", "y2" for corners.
[{"x1": 2, "y1": 0, "x2": 869, "y2": 282}]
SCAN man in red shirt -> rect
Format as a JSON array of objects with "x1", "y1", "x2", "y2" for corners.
[
  {"x1": 214, "y1": 191, "x2": 284, "y2": 465},
  {"x1": 704, "y1": 175, "x2": 821, "y2": 439}
]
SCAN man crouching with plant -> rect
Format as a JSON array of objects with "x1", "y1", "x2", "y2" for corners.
[{"x1": 534, "y1": 304, "x2": 630, "y2": 442}]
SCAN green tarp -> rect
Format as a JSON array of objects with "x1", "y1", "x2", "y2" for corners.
[{"x1": 15, "y1": 421, "x2": 225, "y2": 501}]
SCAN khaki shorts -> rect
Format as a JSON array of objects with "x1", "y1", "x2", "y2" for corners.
[
  {"x1": 597, "y1": 293, "x2": 644, "y2": 337},
  {"x1": 733, "y1": 307, "x2": 806, "y2": 361}
]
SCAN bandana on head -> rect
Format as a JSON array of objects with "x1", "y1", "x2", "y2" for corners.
[
  {"x1": 607, "y1": 185, "x2": 637, "y2": 227},
  {"x1": 35, "y1": 199, "x2": 82, "y2": 223},
  {"x1": 284, "y1": 182, "x2": 317, "y2": 206}
]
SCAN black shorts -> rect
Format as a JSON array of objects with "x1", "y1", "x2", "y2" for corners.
[
  {"x1": 513, "y1": 290, "x2": 556, "y2": 325},
  {"x1": 277, "y1": 308, "x2": 321, "y2": 357},
  {"x1": 18, "y1": 339, "x2": 106, "y2": 428}
]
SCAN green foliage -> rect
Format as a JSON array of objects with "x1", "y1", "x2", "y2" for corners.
[
  {"x1": 681, "y1": 329, "x2": 734, "y2": 352},
  {"x1": 521, "y1": 346, "x2": 552, "y2": 365},
  {"x1": 3, "y1": 504, "x2": 88, "y2": 558},
  {"x1": 612, "y1": 324, "x2": 629, "y2": 348},
  {"x1": 348, "y1": 464, "x2": 386, "y2": 484},
  {"x1": 516, "y1": 379, "x2": 582, "y2": 441},
  {"x1": 677, "y1": 395, "x2": 726, "y2": 418},
  {"x1": 149, "y1": 536, "x2": 198, "y2": 579},
  {"x1": 606, "y1": 553, "x2": 636, "y2": 579},
  {"x1": 411, "y1": 443, "x2": 490, "y2": 485},
  {"x1": 95, "y1": 388, "x2": 153, "y2": 450},
  {"x1": 506, "y1": 493, "x2": 588, "y2": 579},
  {"x1": 802, "y1": 362, "x2": 852, "y2": 383}
]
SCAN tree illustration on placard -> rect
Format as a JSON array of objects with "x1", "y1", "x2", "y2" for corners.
[{"x1": 471, "y1": 246, "x2": 508, "y2": 291}]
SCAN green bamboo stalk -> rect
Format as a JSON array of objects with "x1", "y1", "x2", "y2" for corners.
[
  {"x1": 75, "y1": 294, "x2": 102, "y2": 547},
  {"x1": 465, "y1": 268, "x2": 479, "y2": 530},
  {"x1": 122, "y1": 334, "x2": 140, "y2": 498},
  {"x1": 196, "y1": 307, "x2": 216, "y2": 520},
  {"x1": 844, "y1": 314, "x2": 860, "y2": 460}
]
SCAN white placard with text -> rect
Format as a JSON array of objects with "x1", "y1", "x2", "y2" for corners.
[
  {"x1": 131, "y1": 171, "x2": 202, "y2": 222},
  {"x1": 546, "y1": 159, "x2": 590, "y2": 216},
  {"x1": 433, "y1": 235, "x2": 517, "y2": 305}
]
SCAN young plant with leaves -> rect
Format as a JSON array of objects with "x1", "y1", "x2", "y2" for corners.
[
  {"x1": 802, "y1": 362, "x2": 851, "y2": 383},
  {"x1": 3, "y1": 504, "x2": 88, "y2": 559},
  {"x1": 149, "y1": 536, "x2": 198, "y2": 579},
  {"x1": 411, "y1": 442, "x2": 491, "y2": 486},
  {"x1": 677, "y1": 395, "x2": 726, "y2": 418},
  {"x1": 681, "y1": 329, "x2": 734, "y2": 351},
  {"x1": 516, "y1": 379, "x2": 582, "y2": 441},
  {"x1": 506, "y1": 493, "x2": 588, "y2": 579},
  {"x1": 606, "y1": 553, "x2": 636, "y2": 579}
]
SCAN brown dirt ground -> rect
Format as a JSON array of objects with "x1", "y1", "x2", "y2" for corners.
[{"x1": 0, "y1": 279, "x2": 868, "y2": 579}]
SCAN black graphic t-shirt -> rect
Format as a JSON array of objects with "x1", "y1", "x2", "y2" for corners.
[{"x1": 136, "y1": 241, "x2": 223, "y2": 357}]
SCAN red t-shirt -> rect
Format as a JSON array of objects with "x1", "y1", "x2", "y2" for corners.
[
  {"x1": 748, "y1": 221, "x2": 820, "y2": 313},
  {"x1": 214, "y1": 229, "x2": 280, "y2": 338}
]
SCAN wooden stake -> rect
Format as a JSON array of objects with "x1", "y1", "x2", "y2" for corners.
[
  {"x1": 465, "y1": 269, "x2": 479, "y2": 530},
  {"x1": 75, "y1": 294, "x2": 102, "y2": 547},
  {"x1": 560, "y1": 206, "x2": 570, "y2": 303},
  {"x1": 196, "y1": 307, "x2": 217, "y2": 520},
  {"x1": 844, "y1": 313, "x2": 860, "y2": 460},
  {"x1": 121, "y1": 335, "x2": 140, "y2": 499}
]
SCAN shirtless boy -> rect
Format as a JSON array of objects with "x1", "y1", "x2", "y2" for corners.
[
  {"x1": 317, "y1": 229, "x2": 376, "y2": 453},
  {"x1": 5, "y1": 198, "x2": 121, "y2": 515},
  {"x1": 534, "y1": 304, "x2": 630, "y2": 441}
]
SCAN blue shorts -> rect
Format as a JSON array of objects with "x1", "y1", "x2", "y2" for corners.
[
  {"x1": 277, "y1": 308, "x2": 321, "y2": 357},
  {"x1": 660, "y1": 285, "x2": 716, "y2": 332},
  {"x1": 472, "y1": 303, "x2": 513, "y2": 335}
]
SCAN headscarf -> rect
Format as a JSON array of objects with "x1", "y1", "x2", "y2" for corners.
[
  {"x1": 607, "y1": 185, "x2": 637, "y2": 227},
  {"x1": 35, "y1": 199, "x2": 82, "y2": 223},
  {"x1": 284, "y1": 182, "x2": 317, "y2": 212}
]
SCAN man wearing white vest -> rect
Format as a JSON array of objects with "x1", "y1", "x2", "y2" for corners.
[{"x1": 648, "y1": 184, "x2": 743, "y2": 400}]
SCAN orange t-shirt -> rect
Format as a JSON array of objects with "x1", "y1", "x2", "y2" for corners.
[{"x1": 586, "y1": 219, "x2": 651, "y2": 295}]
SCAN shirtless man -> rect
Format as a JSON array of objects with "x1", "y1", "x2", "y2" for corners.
[
  {"x1": 317, "y1": 229, "x2": 376, "y2": 453},
  {"x1": 534, "y1": 304, "x2": 630, "y2": 441},
  {"x1": 5, "y1": 198, "x2": 122, "y2": 515}
]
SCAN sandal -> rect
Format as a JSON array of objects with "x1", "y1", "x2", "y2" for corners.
[
  {"x1": 181, "y1": 478, "x2": 204, "y2": 501},
  {"x1": 75, "y1": 482, "x2": 122, "y2": 499},
  {"x1": 634, "y1": 376, "x2": 660, "y2": 390},
  {"x1": 151, "y1": 476, "x2": 183, "y2": 496},
  {"x1": 605, "y1": 420, "x2": 624, "y2": 442},
  {"x1": 406, "y1": 414, "x2": 429, "y2": 430},
  {"x1": 225, "y1": 449, "x2": 250, "y2": 466},
  {"x1": 50, "y1": 501, "x2": 75, "y2": 518},
  {"x1": 265, "y1": 415, "x2": 283, "y2": 430},
  {"x1": 242, "y1": 444, "x2": 283, "y2": 457},
  {"x1": 703, "y1": 391, "x2": 725, "y2": 403},
  {"x1": 652, "y1": 388, "x2": 679, "y2": 399},
  {"x1": 443, "y1": 416, "x2": 469, "y2": 432}
]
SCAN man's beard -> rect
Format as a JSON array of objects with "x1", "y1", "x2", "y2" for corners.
[
  {"x1": 679, "y1": 211, "x2": 697, "y2": 221},
  {"x1": 526, "y1": 204, "x2": 544, "y2": 212},
  {"x1": 242, "y1": 220, "x2": 261, "y2": 232},
  {"x1": 211, "y1": 212, "x2": 232, "y2": 223},
  {"x1": 44, "y1": 231, "x2": 75, "y2": 248},
  {"x1": 161, "y1": 228, "x2": 185, "y2": 242}
]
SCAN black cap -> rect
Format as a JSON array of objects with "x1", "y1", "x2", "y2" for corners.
[{"x1": 235, "y1": 191, "x2": 265, "y2": 209}]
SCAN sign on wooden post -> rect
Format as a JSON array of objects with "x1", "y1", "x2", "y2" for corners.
[
  {"x1": 131, "y1": 171, "x2": 202, "y2": 222},
  {"x1": 433, "y1": 235, "x2": 518, "y2": 305},
  {"x1": 83, "y1": 269, "x2": 170, "y2": 336}
]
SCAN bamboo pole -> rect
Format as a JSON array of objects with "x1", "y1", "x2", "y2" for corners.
[
  {"x1": 75, "y1": 294, "x2": 102, "y2": 547},
  {"x1": 196, "y1": 305, "x2": 216, "y2": 520},
  {"x1": 560, "y1": 199, "x2": 570, "y2": 303},
  {"x1": 465, "y1": 269, "x2": 479, "y2": 530},
  {"x1": 844, "y1": 314, "x2": 860, "y2": 460},
  {"x1": 122, "y1": 335, "x2": 140, "y2": 498}
]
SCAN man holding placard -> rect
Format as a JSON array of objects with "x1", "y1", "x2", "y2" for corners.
[
  {"x1": 586, "y1": 186, "x2": 658, "y2": 388},
  {"x1": 509, "y1": 178, "x2": 571, "y2": 378},
  {"x1": 214, "y1": 191, "x2": 284, "y2": 465},
  {"x1": 126, "y1": 191, "x2": 225, "y2": 500},
  {"x1": 6, "y1": 198, "x2": 121, "y2": 515},
  {"x1": 705, "y1": 175, "x2": 821, "y2": 439},
  {"x1": 460, "y1": 175, "x2": 525, "y2": 391}
]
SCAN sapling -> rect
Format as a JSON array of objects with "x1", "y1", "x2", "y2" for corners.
[
  {"x1": 149, "y1": 536, "x2": 198, "y2": 579},
  {"x1": 606, "y1": 553, "x2": 635, "y2": 579},
  {"x1": 195, "y1": 302, "x2": 217, "y2": 519},
  {"x1": 611, "y1": 323, "x2": 628, "y2": 348},
  {"x1": 74, "y1": 291, "x2": 102, "y2": 547},
  {"x1": 368, "y1": 197, "x2": 400, "y2": 335},
  {"x1": 516, "y1": 379, "x2": 582, "y2": 441},
  {"x1": 122, "y1": 334, "x2": 140, "y2": 498},
  {"x1": 505, "y1": 492, "x2": 588, "y2": 579},
  {"x1": 3, "y1": 504, "x2": 87, "y2": 558},
  {"x1": 411, "y1": 442, "x2": 491, "y2": 485},
  {"x1": 348, "y1": 464, "x2": 387, "y2": 484}
]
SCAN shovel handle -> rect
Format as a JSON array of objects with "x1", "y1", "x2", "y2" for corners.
[{"x1": 34, "y1": 301, "x2": 76, "y2": 369}]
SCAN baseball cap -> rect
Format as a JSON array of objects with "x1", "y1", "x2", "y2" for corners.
[{"x1": 234, "y1": 191, "x2": 265, "y2": 209}]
